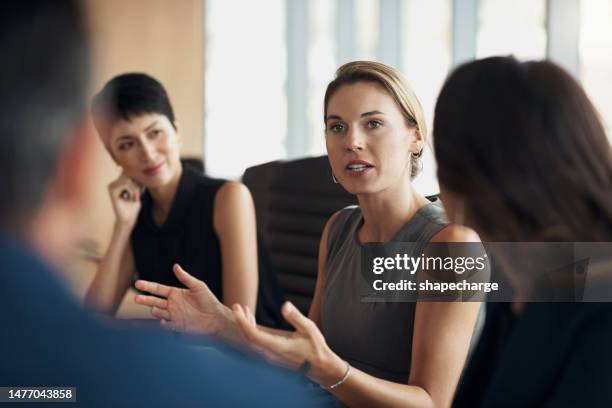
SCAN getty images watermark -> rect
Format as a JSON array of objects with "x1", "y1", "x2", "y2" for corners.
[{"x1": 357, "y1": 242, "x2": 612, "y2": 302}]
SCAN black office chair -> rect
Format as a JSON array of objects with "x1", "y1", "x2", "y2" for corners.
[{"x1": 243, "y1": 155, "x2": 357, "y2": 315}]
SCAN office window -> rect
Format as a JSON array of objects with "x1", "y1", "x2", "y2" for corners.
[
  {"x1": 205, "y1": 1, "x2": 591, "y2": 180},
  {"x1": 580, "y1": 0, "x2": 612, "y2": 136},
  {"x1": 355, "y1": 0, "x2": 380, "y2": 60},
  {"x1": 402, "y1": 0, "x2": 452, "y2": 195},
  {"x1": 204, "y1": 0, "x2": 286, "y2": 179},
  {"x1": 204, "y1": 1, "x2": 452, "y2": 181},
  {"x1": 306, "y1": 0, "x2": 337, "y2": 157},
  {"x1": 477, "y1": 0, "x2": 547, "y2": 60}
]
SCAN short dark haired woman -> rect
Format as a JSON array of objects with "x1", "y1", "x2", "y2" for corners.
[{"x1": 85, "y1": 73, "x2": 259, "y2": 318}]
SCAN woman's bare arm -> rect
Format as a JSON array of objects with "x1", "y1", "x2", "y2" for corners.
[
  {"x1": 213, "y1": 181, "x2": 258, "y2": 311},
  {"x1": 85, "y1": 174, "x2": 141, "y2": 314},
  {"x1": 85, "y1": 223, "x2": 136, "y2": 314}
]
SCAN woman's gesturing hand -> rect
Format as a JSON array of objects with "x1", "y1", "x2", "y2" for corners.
[
  {"x1": 108, "y1": 173, "x2": 141, "y2": 227},
  {"x1": 233, "y1": 301, "x2": 347, "y2": 387},
  {"x1": 134, "y1": 264, "x2": 231, "y2": 336}
]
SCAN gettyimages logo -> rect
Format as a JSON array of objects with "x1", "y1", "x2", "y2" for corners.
[
  {"x1": 359, "y1": 242, "x2": 492, "y2": 302},
  {"x1": 357, "y1": 242, "x2": 612, "y2": 302}
]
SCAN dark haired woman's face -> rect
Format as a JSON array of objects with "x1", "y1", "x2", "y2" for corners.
[
  {"x1": 325, "y1": 81, "x2": 421, "y2": 196},
  {"x1": 107, "y1": 113, "x2": 181, "y2": 188}
]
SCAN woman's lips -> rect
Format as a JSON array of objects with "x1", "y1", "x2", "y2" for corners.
[
  {"x1": 345, "y1": 160, "x2": 374, "y2": 176},
  {"x1": 143, "y1": 161, "x2": 165, "y2": 176}
]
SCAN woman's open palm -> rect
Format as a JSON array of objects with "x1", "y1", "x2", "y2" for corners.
[{"x1": 134, "y1": 264, "x2": 225, "y2": 335}]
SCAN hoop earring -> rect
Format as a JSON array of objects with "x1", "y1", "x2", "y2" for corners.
[
  {"x1": 331, "y1": 172, "x2": 338, "y2": 184},
  {"x1": 409, "y1": 151, "x2": 423, "y2": 178}
]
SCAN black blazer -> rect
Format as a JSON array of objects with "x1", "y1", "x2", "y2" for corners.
[{"x1": 454, "y1": 302, "x2": 612, "y2": 408}]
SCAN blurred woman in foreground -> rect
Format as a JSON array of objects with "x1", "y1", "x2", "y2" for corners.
[{"x1": 432, "y1": 56, "x2": 612, "y2": 407}]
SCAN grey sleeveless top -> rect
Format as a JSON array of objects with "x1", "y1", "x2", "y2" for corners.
[{"x1": 320, "y1": 199, "x2": 448, "y2": 384}]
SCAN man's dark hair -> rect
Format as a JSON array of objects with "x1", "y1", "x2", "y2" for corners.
[
  {"x1": 0, "y1": 0, "x2": 90, "y2": 222},
  {"x1": 92, "y1": 73, "x2": 176, "y2": 128},
  {"x1": 434, "y1": 56, "x2": 612, "y2": 241}
]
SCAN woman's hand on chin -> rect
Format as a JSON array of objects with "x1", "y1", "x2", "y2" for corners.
[
  {"x1": 134, "y1": 263, "x2": 234, "y2": 338},
  {"x1": 108, "y1": 173, "x2": 142, "y2": 228}
]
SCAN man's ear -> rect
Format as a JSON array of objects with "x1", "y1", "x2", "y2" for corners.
[
  {"x1": 49, "y1": 119, "x2": 97, "y2": 208},
  {"x1": 26, "y1": 120, "x2": 97, "y2": 263},
  {"x1": 91, "y1": 112, "x2": 119, "y2": 164}
]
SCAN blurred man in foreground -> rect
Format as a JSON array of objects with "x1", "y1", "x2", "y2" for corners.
[{"x1": 0, "y1": 1, "x2": 311, "y2": 407}]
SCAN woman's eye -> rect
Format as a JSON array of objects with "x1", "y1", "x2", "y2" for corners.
[
  {"x1": 329, "y1": 123, "x2": 345, "y2": 133},
  {"x1": 118, "y1": 142, "x2": 133, "y2": 151},
  {"x1": 367, "y1": 120, "x2": 382, "y2": 129},
  {"x1": 150, "y1": 129, "x2": 162, "y2": 138}
]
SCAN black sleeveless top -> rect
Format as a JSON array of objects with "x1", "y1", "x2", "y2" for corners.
[{"x1": 131, "y1": 164, "x2": 225, "y2": 299}]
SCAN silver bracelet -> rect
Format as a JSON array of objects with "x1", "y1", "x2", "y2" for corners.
[{"x1": 320, "y1": 360, "x2": 351, "y2": 390}]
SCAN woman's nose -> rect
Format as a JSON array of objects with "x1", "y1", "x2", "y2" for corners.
[
  {"x1": 140, "y1": 140, "x2": 156, "y2": 162},
  {"x1": 345, "y1": 128, "x2": 364, "y2": 151}
]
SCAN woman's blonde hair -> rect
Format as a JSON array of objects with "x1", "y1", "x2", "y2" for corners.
[{"x1": 324, "y1": 61, "x2": 427, "y2": 179}]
